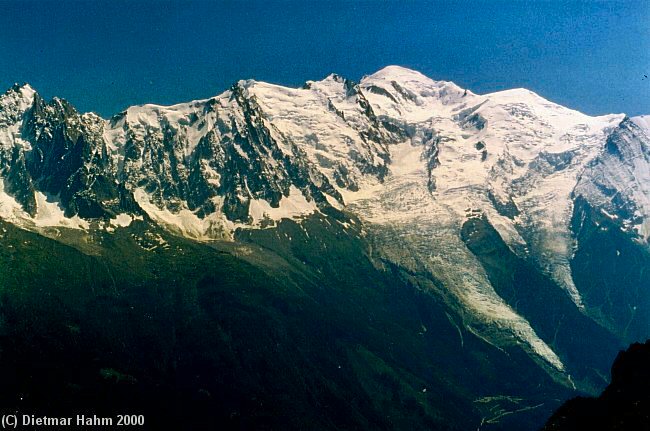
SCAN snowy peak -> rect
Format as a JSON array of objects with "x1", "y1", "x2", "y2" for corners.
[
  {"x1": 0, "y1": 83, "x2": 37, "y2": 145},
  {"x1": 576, "y1": 116, "x2": 650, "y2": 242},
  {"x1": 2, "y1": 83, "x2": 36, "y2": 107},
  {"x1": 367, "y1": 65, "x2": 431, "y2": 80},
  {"x1": 98, "y1": 82, "x2": 344, "y2": 238},
  {"x1": 246, "y1": 72, "x2": 404, "y2": 197},
  {"x1": 361, "y1": 66, "x2": 477, "y2": 121},
  {"x1": 632, "y1": 115, "x2": 650, "y2": 135},
  {"x1": 364, "y1": 65, "x2": 468, "y2": 99}
]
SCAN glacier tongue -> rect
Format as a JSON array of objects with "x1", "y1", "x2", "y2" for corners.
[{"x1": 346, "y1": 141, "x2": 565, "y2": 370}]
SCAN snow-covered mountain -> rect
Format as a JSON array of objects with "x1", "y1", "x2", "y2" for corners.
[{"x1": 1, "y1": 66, "x2": 648, "y2": 389}]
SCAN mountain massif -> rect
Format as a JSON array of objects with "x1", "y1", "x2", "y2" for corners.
[{"x1": 0, "y1": 66, "x2": 648, "y2": 430}]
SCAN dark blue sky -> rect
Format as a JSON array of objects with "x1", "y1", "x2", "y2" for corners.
[{"x1": 1, "y1": 1, "x2": 648, "y2": 117}]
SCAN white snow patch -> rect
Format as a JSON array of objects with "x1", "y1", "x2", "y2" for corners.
[
  {"x1": 32, "y1": 192, "x2": 89, "y2": 229},
  {"x1": 248, "y1": 186, "x2": 317, "y2": 224},
  {"x1": 0, "y1": 186, "x2": 88, "y2": 230},
  {"x1": 109, "y1": 213, "x2": 143, "y2": 229},
  {"x1": 632, "y1": 115, "x2": 650, "y2": 135},
  {"x1": 324, "y1": 193, "x2": 343, "y2": 210},
  {"x1": 0, "y1": 183, "x2": 24, "y2": 221},
  {"x1": 133, "y1": 189, "x2": 233, "y2": 240}
]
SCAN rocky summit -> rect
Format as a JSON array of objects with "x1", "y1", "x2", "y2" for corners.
[{"x1": 0, "y1": 66, "x2": 648, "y2": 430}]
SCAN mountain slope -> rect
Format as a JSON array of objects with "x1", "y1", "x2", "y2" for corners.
[
  {"x1": 544, "y1": 340, "x2": 650, "y2": 430},
  {"x1": 0, "y1": 215, "x2": 573, "y2": 430}
]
